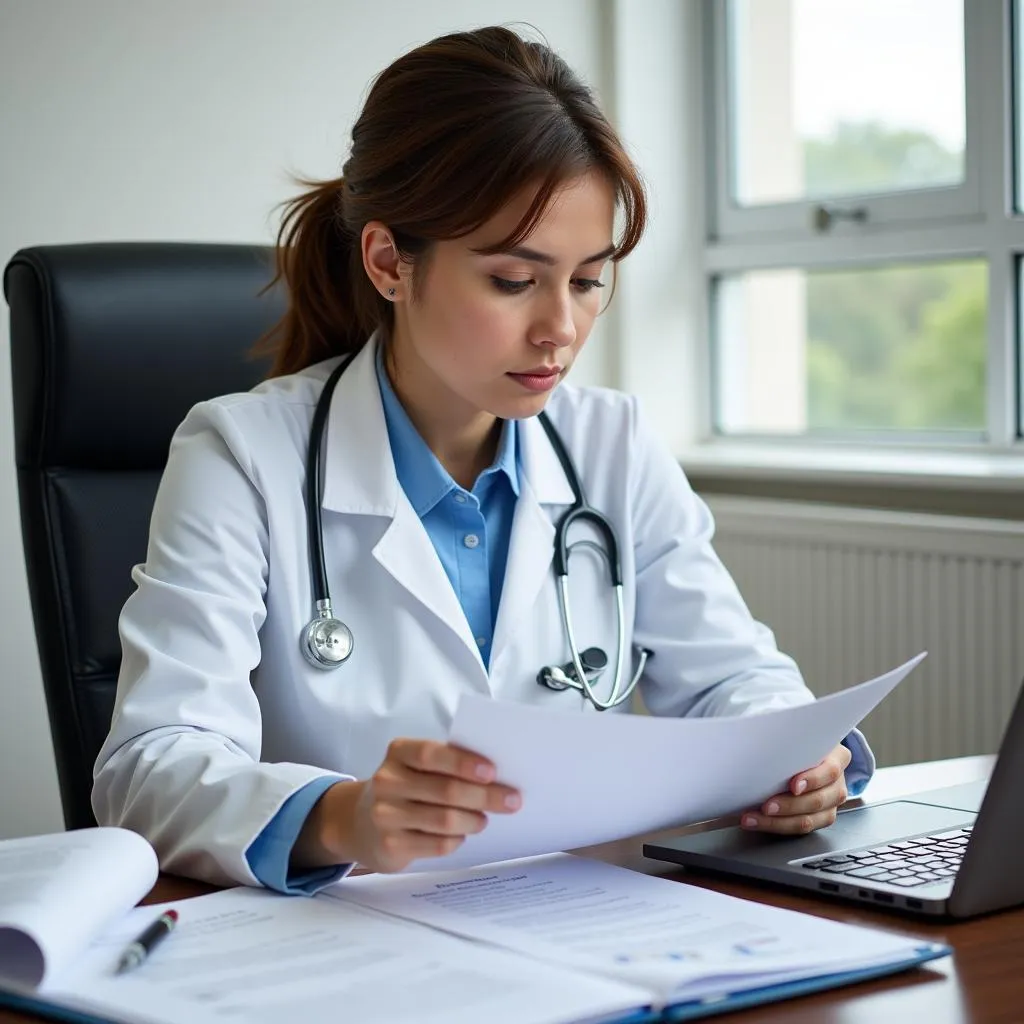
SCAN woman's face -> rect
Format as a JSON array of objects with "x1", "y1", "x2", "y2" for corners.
[{"x1": 388, "y1": 171, "x2": 616, "y2": 426}]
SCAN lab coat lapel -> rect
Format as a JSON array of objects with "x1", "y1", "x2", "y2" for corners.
[
  {"x1": 320, "y1": 340, "x2": 485, "y2": 676},
  {"x1": 490, "y1": 412, "x2": 576, "y2": 672},
  {"x1": 372, "y1": 497, "x2": 485, "y2": 673}
]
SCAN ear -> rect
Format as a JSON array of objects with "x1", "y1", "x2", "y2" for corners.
[{"x1": 361, "y1": 222, "x2": 402, "y2": 300}]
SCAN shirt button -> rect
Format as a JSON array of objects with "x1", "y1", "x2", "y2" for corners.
[
  {"x1": 453, "y1": 493, "x2": 467, "y2": 504},
  {"x1": 476, "y1": 636, "x2": 488, "y2": 647},
  {"x1": 464, "y1": 533, "x2": 480, "y2": 549}
]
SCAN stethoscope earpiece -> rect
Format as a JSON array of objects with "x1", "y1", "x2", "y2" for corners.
[{"x1": 538, "y1": 647, "x2": 609, "y2": 691}]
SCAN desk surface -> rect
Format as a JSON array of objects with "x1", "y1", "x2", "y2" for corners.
[{"x1": 6, "y1": 755, "x2": 1018, "y2": 1024}]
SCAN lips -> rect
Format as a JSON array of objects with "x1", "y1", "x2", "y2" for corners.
[
  {"x1": 507, "y1": 366, "x2": 564, "y2": 394},
  {"x1": 515, "y1": 366, "x2": 563, "y2": 377}
]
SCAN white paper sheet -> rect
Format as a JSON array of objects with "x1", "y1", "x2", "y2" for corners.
[
  {"x1": 412, "y1": 653, "x2": 926, "y2": 871},
  {"x1": 48, "y1": 887, "x2": 651, "y2": 1024},
  {"x1": 335, "y1": 853, "x2": 945, "y2": 1004}
]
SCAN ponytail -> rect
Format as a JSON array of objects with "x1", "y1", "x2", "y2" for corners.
[{"x1": 258, "y1": 178, "x2": 387, "y2": 377}]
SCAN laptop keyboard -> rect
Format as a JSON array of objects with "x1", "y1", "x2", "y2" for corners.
[{"x1": 800, "y1": 826, "x2": 973, "y2": 888}]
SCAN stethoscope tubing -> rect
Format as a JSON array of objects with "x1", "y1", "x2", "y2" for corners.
[
  {"x1": 305, "y1": 354, "x2": 356, "y2": 612},
  {"x1": 303, "y1": 348, "x2": 651, "y2": 702}
]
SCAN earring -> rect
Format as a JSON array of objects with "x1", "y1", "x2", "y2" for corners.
[{"x1": 387, "y1": 288, "x2": 396, "y2": 298}]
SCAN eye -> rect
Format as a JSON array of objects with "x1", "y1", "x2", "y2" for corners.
[
  {"x1": 572, "y1": 277, "x2": 605, "y2": 294},
  {"x1": 490, "y1": 276, "x2": 532, "y2": 294}
]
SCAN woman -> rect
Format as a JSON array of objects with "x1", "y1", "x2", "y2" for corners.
[{"x1": 93, "y1": 26, "x2": 871, "y2": 892}]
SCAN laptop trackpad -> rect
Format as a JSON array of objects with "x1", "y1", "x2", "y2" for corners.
[
  {"x1": 779, "y1": 800, "x2": 976, "y2": 861},
  {"x1": 898, "y1": 780, "x2": 986, "y2": 814}
]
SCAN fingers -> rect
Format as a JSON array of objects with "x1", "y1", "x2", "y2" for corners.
[
  {"x1": 391, "y1": 738, "x2": 498, "y2": 782},
  {"x1": 374, "y1": 829, "x2": 468, "y2": 871},
  {"x1": 741, "y1": 774, "x2": 849, "y2": 834},
  {"x1": 369, "y1": 797, "x2": 489, "y2": 839},
  {"x1": 383, "y1": 739, "x2": 521, "y2": 814},
  {"x1": 392, "y1": 771, "x2": 522, "y2": 814},
  {"x1": 742, "y1": 806, "x2": 839, "y2": 835},
  {"x1": 788, "y1": 744, "x2": 852, "y2": 796},
  {"x1": 357, "y1": 738, "x2": 524, "y2": 872}
]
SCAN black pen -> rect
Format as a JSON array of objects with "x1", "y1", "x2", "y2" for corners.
[{"x1": 115, "y1": 909, "x2": 178, "y2": 974}]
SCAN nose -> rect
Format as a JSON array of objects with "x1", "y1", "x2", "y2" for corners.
[{"x1": 531, "y1": 290, "x2": 577, "y2": 349}]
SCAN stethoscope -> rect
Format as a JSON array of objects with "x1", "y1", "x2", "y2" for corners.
[{"x1": 300, "y1": 352, "x2": 652, "y2": 710}]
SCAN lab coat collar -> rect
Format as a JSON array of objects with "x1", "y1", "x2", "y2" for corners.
[
  {"x1": 374, "y1": 343, "x2": 520, "y2": 515},
  {"x1": 321, "y1": 336, "x2": 575, "y2": 514},
  {"x1": 515, "y1": 405, "x2": 576, "y2": 508},
  {"x1": 321, "y1": 337, "x2": 399, "y2": 516}
]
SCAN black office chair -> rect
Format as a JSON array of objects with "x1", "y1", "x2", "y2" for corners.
[{"x1": 4, "y1": 243, "x2": 283, "y2": 830}]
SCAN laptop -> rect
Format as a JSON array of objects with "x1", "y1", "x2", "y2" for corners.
[{"x1": 643, "y1": 678, "x2": 1024, "y2": 918}]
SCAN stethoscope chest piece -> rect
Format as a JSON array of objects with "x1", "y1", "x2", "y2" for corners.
[{"x1": 302, "y1": 603, "x2": 354, "y2": 669}]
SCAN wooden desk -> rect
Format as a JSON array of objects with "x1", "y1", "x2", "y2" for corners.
[{"x1": 5, "y1": 756, "x2": 1018, "y2": 1023}]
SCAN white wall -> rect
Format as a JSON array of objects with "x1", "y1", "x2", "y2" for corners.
[{"x1": 0, "y1": 0, "x2": 703, "y2": 837}]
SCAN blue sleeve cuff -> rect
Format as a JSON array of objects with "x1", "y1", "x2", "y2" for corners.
[
  {"x1": 245, "y1": 777, "x2": 353, "y2": 894},
  {"x1": 841, "y1": 728, "x2": 876, "y2": 798}
]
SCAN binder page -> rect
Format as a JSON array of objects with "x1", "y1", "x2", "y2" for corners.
[
  {"x1": 0, "y1": 827, "x2": 158, "y2": 990},
  {"x1": 422, "y1": 654, "x2": 927, "y2": 871},
  {"x1": 52, "y1": 886, "x2": 652, "y2": 1024},
  {"x1": 336, "y1": 853, "x2": 946, "y2": 1004}
]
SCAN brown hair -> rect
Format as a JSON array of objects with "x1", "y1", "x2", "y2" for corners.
[{"x1": 260, "y1": 25, "x2": 647, "y2": 377}]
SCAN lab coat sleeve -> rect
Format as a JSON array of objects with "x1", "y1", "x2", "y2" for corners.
[
  {"x1": 91, "y1": 400, "x2": 352, "y2": 887},
  {"x1": 628, "y1": 401, "x2": 847, "y2": 724}
]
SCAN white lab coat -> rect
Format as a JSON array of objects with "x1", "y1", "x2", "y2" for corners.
[{"x1": 93, "y1": 338, "x2": 817, "y2": 886}]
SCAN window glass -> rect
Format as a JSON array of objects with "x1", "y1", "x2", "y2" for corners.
[
  {"x1": 1017, "y1": 0, "x2": 1024, "y2": 211},
  {"x1": 715, "y1": 261, "x2": 987, "y2": 435},
  {"x1": 729, "y1": 0, "x2": 966, "y2": 206}
]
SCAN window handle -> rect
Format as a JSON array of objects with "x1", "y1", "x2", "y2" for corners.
[{"x1": 812, "y1": 203, "x2": 868, "y2": 232}]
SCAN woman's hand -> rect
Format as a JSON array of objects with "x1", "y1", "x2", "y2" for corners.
[
  {"x1": 296, "y1": 738, "x2": 521, "y2": 873},
  {"x1": 740, "y1": 743, "x2": 852, "y2": 835}
]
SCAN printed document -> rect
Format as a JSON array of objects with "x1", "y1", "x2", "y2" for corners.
[{"x1": 334, "y1": 852, "x2": 948, "y2": 1007}]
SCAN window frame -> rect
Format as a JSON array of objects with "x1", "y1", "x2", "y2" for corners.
[{"x1": 702, "y1": 0, "x2": 1022, "y2": 450}]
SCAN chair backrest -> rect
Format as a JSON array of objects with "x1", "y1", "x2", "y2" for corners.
[{"x1": 4, "y1": 242, "x2": 284, "y2": 830}]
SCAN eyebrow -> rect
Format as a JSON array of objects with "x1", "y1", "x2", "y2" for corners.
[{"x1": 483, "y1": 243, "x2": 617, "y2": 267}]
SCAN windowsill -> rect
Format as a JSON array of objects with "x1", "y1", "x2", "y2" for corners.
[{"x1": 679, "y1": 441, "x2": 1024, "y2": 493}]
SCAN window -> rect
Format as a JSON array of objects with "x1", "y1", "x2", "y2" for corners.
[
  {"x1": 715, "y1": 261, "x2": 987, "y2": 436},
  {"x1": 705, "y1": 0, "x2": 1021, "y2": 447}
]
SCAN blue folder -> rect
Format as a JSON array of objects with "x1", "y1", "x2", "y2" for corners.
[
  {"x1": 0, "y1": 943, "x2": 950, "y2": 1024},
  {"x1": 662, "y1": 943, "x2": 950, "y2": 1021},
  {"x1": 0, "y1": 991, "x2": 116, "y2": 1024}
]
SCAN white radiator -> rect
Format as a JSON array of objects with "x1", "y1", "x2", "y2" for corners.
[{"x1": 704, "y1": 496, "x2": 1024, "y2": 767}]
